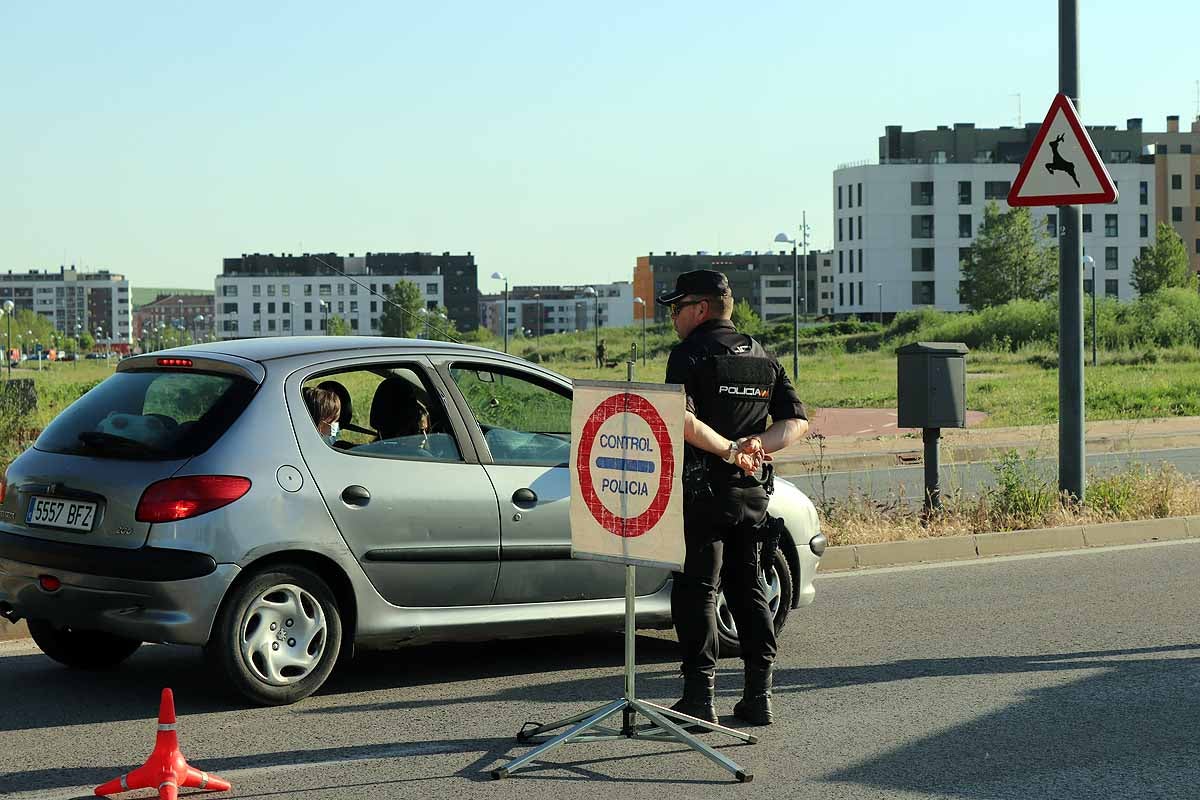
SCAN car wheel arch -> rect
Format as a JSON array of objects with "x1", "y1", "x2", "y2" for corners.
[{"x1": 221, "y1": 550, "x2": 357, "y2": 658}]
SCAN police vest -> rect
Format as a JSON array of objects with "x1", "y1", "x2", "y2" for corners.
[{"x1": 691, "y1": 333, "x2": 776, "y2": 446}]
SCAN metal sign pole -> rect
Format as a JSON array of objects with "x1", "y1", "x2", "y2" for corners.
[
  {"x1": 493, "y1": 360, "x2": 756, "y2": 782},
  {"x1": 1059, "y1": 0, "x2": 1085, "y2": 500}
]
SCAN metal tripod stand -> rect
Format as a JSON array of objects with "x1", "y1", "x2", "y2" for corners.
[{"x1": 492, "y1": 563, "x2": 756, "y2": 782}]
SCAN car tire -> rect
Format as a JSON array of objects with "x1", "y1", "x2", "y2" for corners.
[
  {"x1": 715, "y1": 549, "x2": 793, "y2": 659},
  {"x1": 27, "y1": 619, "x2": 142, "y2": 670},
  {"x1": 206, "y1": 564, "x2": 343, "y2": 706}
]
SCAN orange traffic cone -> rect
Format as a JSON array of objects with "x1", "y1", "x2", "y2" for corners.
[{"x1": 95, "y1": 688, "x2": 231, "y2": 799}]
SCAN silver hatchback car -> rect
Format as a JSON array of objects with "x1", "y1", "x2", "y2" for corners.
[{"x1": 0, "y1": 337, "x2": 824, "y2": 705}]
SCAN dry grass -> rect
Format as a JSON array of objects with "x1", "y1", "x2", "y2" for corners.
[{"x1": 818, "y1": 456, "x2": 1200, "y2": 548}]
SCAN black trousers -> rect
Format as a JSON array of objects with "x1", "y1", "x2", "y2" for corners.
[{"x1": 671, "y1": 484, "x2": 777, "y2": 676}]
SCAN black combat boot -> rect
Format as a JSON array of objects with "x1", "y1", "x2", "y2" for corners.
[
  {"x1": 733, "y1": 665, "x2": 773, "y2": 725},
  {"x1": 669, "y1": 671, "x2": 718, "y2": 729}
]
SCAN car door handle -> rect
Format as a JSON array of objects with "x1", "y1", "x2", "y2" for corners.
[
  {"x1": 512, "y1": 488, "x2": 537, "y2": 507},
  {"x1": 341, "y1": 485, "x2": 371, "y2": 507}
]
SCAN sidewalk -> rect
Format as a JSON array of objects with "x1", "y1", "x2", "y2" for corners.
[
  {"x1": 774, "y1": 413, "x2": 1200, "y2": 472},
  {"x1": 0, "y1": 619, "x2": 27, "y2": 642}
]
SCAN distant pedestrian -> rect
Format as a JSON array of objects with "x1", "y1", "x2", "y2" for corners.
[{"x1": 595, "y1": 338, "x2": 607, "y2": 369}]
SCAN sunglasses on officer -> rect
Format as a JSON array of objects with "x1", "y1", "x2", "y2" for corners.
[{"x1": 669, "y1": 298, "x2": 707, "y2": 317}]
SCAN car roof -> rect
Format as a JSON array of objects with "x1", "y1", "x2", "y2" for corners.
[{"x1": 160, "y1": 336, "x2": 498, "y2": 363}]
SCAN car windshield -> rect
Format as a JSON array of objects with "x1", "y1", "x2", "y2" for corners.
[{"x1": 35, "y1": 370, "x2": 257, "y2": 460}]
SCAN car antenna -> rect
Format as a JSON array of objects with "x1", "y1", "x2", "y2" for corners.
[{"x1": 308, "y1": 254, "x2": 464, "y2": 344}]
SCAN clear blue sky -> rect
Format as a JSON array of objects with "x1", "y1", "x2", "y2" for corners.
[{"x1": 3, "y1": 1, "x2": 1196, "y2": 293}]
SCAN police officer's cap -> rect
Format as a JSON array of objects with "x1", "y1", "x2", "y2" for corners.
[{"x1": 655, "y1": 269, "x2": 731, "y2": 306}]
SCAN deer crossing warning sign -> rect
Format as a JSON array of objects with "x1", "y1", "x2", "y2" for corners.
[{"x1": 1008, "y1": 93, "x2": 1118, "y2": 207}]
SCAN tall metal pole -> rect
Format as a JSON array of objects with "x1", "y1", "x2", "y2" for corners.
[
  {"x1": 641, "y1": 312, "x2": 646, "y2": 366},
  {"x1": 1091, "y1": 263, "x2": 1097, "y2": 367},
  {"x1": 791, "y1": 243, "x2": 799, "y2": 381},
  {"x1": 502, "y1": 280, "x2": 509, "y2": 353},
  {"x1": 1058, "y1": 0, "x2": 1085, "y2": 501},
  {"x1": 801, "y1": 210, "x2": 809, "y2": 319}
]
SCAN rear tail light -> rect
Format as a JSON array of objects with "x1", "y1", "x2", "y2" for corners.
[
  {"x1": 157, "y1": 358, "x2": 193, "y2": 368},
  {"x1": 0, "y1": 475, "x2": 6, "y2": 505},
  {"x1": 136, "y1": 476, "x2": 252, "y2": 523}
]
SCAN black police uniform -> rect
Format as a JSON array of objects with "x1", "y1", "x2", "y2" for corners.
[{"x1": 665, "y1": 317, "x2": 806, "y2": 676}]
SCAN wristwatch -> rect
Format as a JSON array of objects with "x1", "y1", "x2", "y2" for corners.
[{"x1": 723, "y1": 440, "x2": 739, "y2": 464}]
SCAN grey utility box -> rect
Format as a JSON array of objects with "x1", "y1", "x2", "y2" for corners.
[{"x1": 897, "y1": 342, "x2": 968, "y2": 429}]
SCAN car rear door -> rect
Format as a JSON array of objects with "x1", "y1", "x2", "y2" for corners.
[
  {"x1": 288, "y1": 357, "x2": 500, "y2": 608},
  {"x1": 436, "y1": 358, "x2": 669, "y2": 604}
]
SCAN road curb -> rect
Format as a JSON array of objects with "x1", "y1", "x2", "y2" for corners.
[
  {"x1": 773, "y1": 432, "x2": 1200, "y2": 475},
  {"x1": 818, "y1": 514, "x2": 1200, "y2": 572},
  {"x1": 0, "y1": 619, "x2": 29, "y2": 642}
]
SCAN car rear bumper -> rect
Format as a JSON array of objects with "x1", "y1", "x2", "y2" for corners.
[{"x1": 0, "y1": 532, "x2": 238, "y2": 645}]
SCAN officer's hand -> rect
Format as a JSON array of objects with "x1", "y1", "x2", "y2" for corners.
[
  {"x1": 736, "y1": 436, "x2": 763, "y2": 457},
  {"x1": 734, "y1": 449, "x2": 763, "y2": 476}
]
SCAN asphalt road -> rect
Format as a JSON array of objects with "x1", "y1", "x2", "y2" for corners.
[
  {"x1": 3, "y1": 539, "x2": 1199, "y2": 799},
  {"x1": 777, "y1": 445, "x2": 1200, "y2": 504}
]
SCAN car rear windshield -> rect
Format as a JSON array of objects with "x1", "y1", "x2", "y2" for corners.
[{"x1": 36, "y1": 370, "x2": 257, "y2": 460}]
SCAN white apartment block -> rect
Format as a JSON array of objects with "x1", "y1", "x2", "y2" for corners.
[
  {"x1": 0, "y1": 266, "x2": 132, "y2": 344},
  {"x1": 831, "y1": 161, "x2": 1156, "y2": 316},
  {"x1": 481, "y1": 281, "x2": 634, "y2": 338},
  {"x1": 214, "y1": 273, "x2": 445, "y2": 338}
]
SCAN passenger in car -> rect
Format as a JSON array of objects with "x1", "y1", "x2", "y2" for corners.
[{"x1": 302, "y1": 387, "x2": 342, "y2": 446}]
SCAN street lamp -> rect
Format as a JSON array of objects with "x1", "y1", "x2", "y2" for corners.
[
  {"x1": 532, "y1": 293, "x2": 542, "y2": 349},
  {"x1": 29, "y1": 330, "x2": 40, "y2": 371},
  {"x1": 583, "y1": 285, "x2": 598, "y2": 365},
  {"x1": 2, "y1": 299, "x2": 12, "y2": 380},
  {"x1": 876, "y1": 283, "x2": 884, "y2": 326},
  {"x1": 194, "y1": 314, "x2": 205, "y2": 344},
  {"x1": 633, "y1": 296, "x2": 647, "y2": 366},
  {"x1": 1084, "y1": 255, "x2": 1097, "y2": 367},
  {"x1": 774, "y1": 232, "x2": 801, "y2": 381},
  {"x1": 491, "y1": 272, "x2": 509, "y2": 352}
]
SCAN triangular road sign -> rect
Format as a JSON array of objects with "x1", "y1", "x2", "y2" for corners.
[{"x1": 1008, "y1": 93, "x2": 1118, "y2": 207}]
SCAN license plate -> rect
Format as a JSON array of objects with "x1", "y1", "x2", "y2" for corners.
[{"x1": 25, "y1": 496, "x2": 98, "y2": 532}]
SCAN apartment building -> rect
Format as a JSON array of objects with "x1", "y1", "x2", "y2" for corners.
[
  {"x1": 0, "y1": 265, "x2": 132, "y2": 345},
  {"x1": 479, "y1": 281, "x2": 634, "y2": 338},
  {"x1": 633, "y1": 251, "x2": 832, "y2": 324},
  {"x1": 832, "y1": 114, "x2": 1200, "y2": 317},
  {"x1": 215, "y1": 252, "x2": 474, "y2": 338},
  {"x1": 134, "y1": 293, "x2": 216, "y2": 342}
]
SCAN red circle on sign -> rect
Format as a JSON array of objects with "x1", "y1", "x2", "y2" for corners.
[{"x1": 577, "y1": 393, "x2": 674, "y2": 538}]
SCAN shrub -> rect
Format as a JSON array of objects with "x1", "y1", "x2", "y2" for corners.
[{"x1": 983, "y1": 450, "x2": 1057, "y2": 528}]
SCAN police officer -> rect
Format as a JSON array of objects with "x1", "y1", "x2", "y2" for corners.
[{"x1": 657, "y1": 269, "x2": 809, "y2": 726}]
